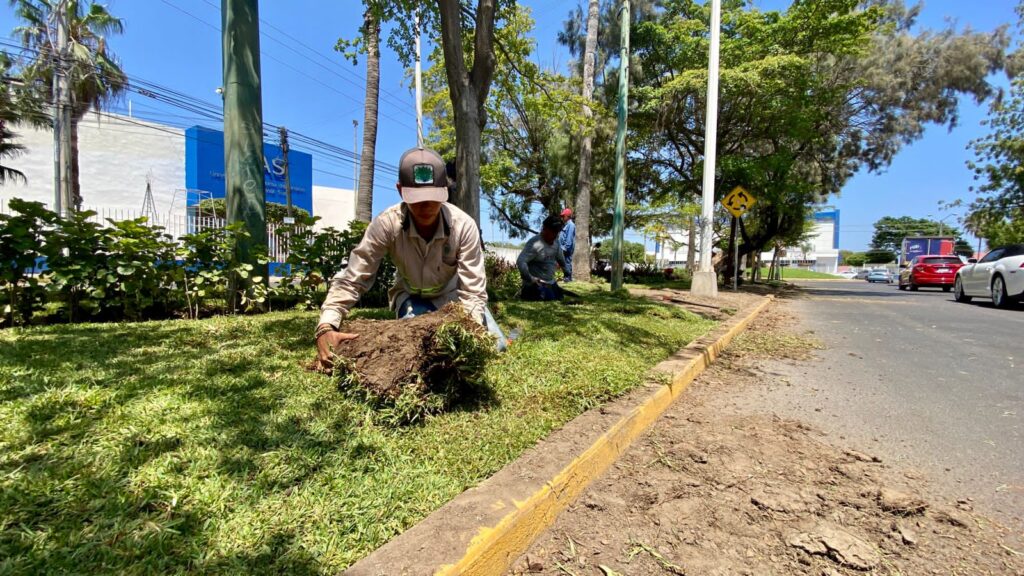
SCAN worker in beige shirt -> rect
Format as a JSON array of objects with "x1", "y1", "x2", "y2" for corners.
[{"x1": 315, "y1": 147, "x2": 505, "y2": 371}]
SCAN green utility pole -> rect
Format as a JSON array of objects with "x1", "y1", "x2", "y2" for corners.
[
  {"x1": 610, "y1": 0, "x2": 630, "y2": 292},
  {"x1": 222, "y1": 0, "x2": 267, "y2": 295}
]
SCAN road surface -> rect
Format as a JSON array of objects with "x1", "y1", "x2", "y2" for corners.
[{"x1": 756, "y1": 279, "x2": 1023, "y2": 529}]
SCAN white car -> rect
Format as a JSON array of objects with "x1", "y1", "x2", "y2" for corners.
[{"x1": 954, "y1": 244, "x2": 1024, "y2": 308}]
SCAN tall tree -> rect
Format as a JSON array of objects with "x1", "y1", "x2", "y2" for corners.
[
  {"x1": 572, "y1": 0, "x2": 600, "y2": 281},
  {"x1": 869, "y1": 216, "x2": 965, "y2": 252},
  {"x1": 0, "y1": 53, "x2": 27, "y2": 184},
  {"x1": 421, "y1": 6, "x2": 589, "y2": 237},
  {"x1": 624, "y1": 0, "x2": 1007, "y2": 266},
  {"x1": 963, "y1": 2, "x2": 1024, "y2": 247},
  {"x1": 356, "y1": 9, "x2": 380, "y2": 223},
  {"x1": 362, "y1": 0, "x2": 515, "y2": 224},
  {"x1": 12, "y1": 0, "x2": 126, "y2": 210}
]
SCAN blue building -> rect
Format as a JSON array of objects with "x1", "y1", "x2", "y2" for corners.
[{"x1": 185, "y1": 126, "x2": 314, "y2": 214}]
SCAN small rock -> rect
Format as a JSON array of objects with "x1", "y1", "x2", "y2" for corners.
[
  {"x1": 931, "y1": 508, "x2": 971, "y2": 529},
  {"x1": 878, "y1": 488, "x2": 927, "y2": 515},
  {"x1": 525, "y1": 554, "x2": 544, "y2": 572},
  {"x1": 844, "y1": 449, "x2": 882, "y2": 463},
  {"x1": 788, "y1": 525, "x2": 880, "y2": 570},
  {"x1": 894, "y1": 522, "x2": 918, "y2": 546}
]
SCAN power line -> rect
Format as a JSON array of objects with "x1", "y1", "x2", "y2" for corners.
[
  {"x1": 155, "y1": 0, "x2": 417, "y2": 131},
  {"x1": 195, "y1": 0, "x2": 415, "y2": 115},
  {"x1": 1, "y1": 38, "x2": 400, "y2": 176}
]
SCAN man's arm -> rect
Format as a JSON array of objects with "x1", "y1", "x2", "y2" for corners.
[
  {"x1": 318, "y1": 217, "x2": 392, "y2": 328},
  {"x1": 556, "y1": 243, "x2": 568, "y2": 270},
  {"x1": 517, "y1": 242, "x2": 536, "y2": 284},
  {"x1": 454, "y1": 224, "x2": 488, "y2": 322}
]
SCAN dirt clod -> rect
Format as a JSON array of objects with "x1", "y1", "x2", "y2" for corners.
[
  {"x1": 325, "y1": 304, "x2": 495, "y2": 423},
  {"x1": 878, "y1": 487, "x2": 928, "y2": 515},
  {"x1": 788, "y1": 525, "x2": 881, "y2": 570}
]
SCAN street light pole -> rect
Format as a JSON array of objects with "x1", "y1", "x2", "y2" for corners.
[
  {"x1": 691, "y1": 0, "x2": 721, "y2": 298},
  {"x1": 610, "y1": 0, "x2": 630, "y2": 292}
]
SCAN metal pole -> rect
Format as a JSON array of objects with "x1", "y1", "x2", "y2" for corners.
[
  {"x1": 278, "y1": 126, "x2": 292, "y2": 217},
  {"x1": 222, "y1": 0, "x2": 267, "y2": 288},
  {"x1": 414, "y1": 13, "x2": 424, "y2": 148},
  {"x1": 610, "y1": 0, "x2": 630, "y2": 293},
  {"x1": 692, "y1": 0, "x2": 721, "y2": 298},
  {"x1": 732, "y1": 216, "x2": 739, "y2": 291}
]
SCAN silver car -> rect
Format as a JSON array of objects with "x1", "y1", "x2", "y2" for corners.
[{"x1": 866, "y1": 270, "x2": 893, "y2": 283}]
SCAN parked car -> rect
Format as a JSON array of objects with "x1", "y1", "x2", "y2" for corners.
[
  {"x1": 836, "y1": 271, "x2": 858, "y2": 279},
  {"x1": 866, "y1": 270, "x2": 892, "y2": 283},
  {"x1": 898, "y1": 255, "x2": 964, "y2": 292},
  {"x1": 853, "y1": 269, "x2": 872, "y2": 280},
  {"x1": 954, "y1": 244, "x2": 1024, "y2": 308}
]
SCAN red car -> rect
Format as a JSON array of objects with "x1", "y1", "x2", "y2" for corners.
[{"x1": 898, "y1": 255, "x2": 964, "y2": 292}]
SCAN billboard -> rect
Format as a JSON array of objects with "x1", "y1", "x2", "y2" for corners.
[
  {"x1": 184, "y1": 126, "x2": 313, "y2": 214},
  {"x1": 902, "y1": 236, "x2": 954, "y2": 263}
]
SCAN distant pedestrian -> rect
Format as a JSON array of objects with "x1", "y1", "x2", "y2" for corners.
[
  {"x1": 518, "y1": 215, "x2": 569, "y2": 301},
  {"x1": 559, "y1": 208, "x2": 576, "y2": 281}
]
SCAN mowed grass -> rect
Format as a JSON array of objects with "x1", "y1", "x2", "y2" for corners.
[{"x1": 0, "y1": 286, "x2": 713, "y2": 575}]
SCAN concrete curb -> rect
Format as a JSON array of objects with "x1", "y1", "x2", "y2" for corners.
[{"x1": 345, "y1": 294, "x2": 774, "y2": 576}]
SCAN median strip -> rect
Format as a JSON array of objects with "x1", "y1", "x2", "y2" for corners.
[{"x1": 345, "y1": 294, "x2": 773, "y2": 576}]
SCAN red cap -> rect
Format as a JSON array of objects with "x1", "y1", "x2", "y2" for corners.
[{"x1": 560, "y1": 208, "x2": 573, "y2": 217}]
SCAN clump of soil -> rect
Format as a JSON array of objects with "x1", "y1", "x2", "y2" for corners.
[{"x1": 329, "y1": 304, "x2": 496, "y2": 424}]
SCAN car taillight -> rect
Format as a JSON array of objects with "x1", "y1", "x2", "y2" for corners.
[{"x1": 915, "y1": 266, "x2": 927, "y2": 272}]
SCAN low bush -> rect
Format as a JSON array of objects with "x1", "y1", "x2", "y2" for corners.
[{"x1": 0, "y1": 200, "x2": 388, "y2": 327}]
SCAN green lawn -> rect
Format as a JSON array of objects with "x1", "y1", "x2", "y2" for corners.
[
  {"x1": 0, "y1": 287, "x2": 713, "y2": 574},
  {"x1": 758, "y1": 267, "x2": 839, "y2": 279}
]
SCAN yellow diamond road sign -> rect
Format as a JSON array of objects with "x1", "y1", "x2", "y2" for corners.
[{"x1": 721, "y1": 186, "x2": 756, "y2": 218}]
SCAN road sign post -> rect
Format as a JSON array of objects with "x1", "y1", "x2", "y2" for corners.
[{"x1": 721, "y1": 187, "x2": 755, "y2": 291}]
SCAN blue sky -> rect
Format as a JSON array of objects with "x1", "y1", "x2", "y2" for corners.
[{"x1": 0, "y1": 0, "x2": 1018, "y2": 249}]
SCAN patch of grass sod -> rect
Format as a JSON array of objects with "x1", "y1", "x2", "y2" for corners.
[{"x1": 0, "y1": 286, "x2": 713, "y2": 574}]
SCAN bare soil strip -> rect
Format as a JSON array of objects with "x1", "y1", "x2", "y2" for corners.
[{"x1": 511, "y1": 302, "x2": 1024, "y2": 576}]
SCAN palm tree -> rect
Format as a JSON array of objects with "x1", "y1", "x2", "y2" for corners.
[
  {"x1": 1, "y1": 53, "x2": 28, "y2": 184},
  {"x1": 11, "y1": 0, "x2": 126, "y2": 210},
  {"x1": 572, "y1": 0, "x2": 600, "y2": 282},
  {"x1": 356, "y1": 7, "x2": 379, "y2": 223}
]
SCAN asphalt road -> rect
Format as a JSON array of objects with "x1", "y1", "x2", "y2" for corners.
[{"x1": 749, "y1": 280, "x2": 1023, "y2": 530}]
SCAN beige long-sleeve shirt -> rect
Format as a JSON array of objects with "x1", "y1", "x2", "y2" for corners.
[{"x1": 318, "y1": 202, "x2": 488, "y2": 329}]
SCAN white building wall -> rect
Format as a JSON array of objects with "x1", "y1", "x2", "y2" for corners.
[
  {"x1": 312, "y1": 186, "x2": 356, "y2": 231},
  {"x1": 1, "y1": 111, "x2": 186, "y2": 218}
]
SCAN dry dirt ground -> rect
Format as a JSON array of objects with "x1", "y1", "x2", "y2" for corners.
[{"x1": 510, "y1": 302, "x2": 1024, "y2": 576}]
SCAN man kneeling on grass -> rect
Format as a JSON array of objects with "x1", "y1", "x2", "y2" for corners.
[
  {"x1": 517, "y1": 215, "x2": 571, "y2": 301},
  {"x1": 315, "y1": 146, "x2": 506, "y2": 371}
]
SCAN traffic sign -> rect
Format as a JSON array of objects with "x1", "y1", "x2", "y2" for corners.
[{"x1": 721, "y1": 186, "x2": 756, "y2": 218}]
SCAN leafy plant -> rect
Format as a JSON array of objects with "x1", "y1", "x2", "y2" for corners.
[
  {"x1": 0, "y1": 199, "x2": 57, "y2": 326},
  {"x1": 484, "y1": 252, "x2": 521, "y2": 302}
]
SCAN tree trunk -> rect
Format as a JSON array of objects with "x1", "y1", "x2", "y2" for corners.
[
  {"x1": 356, "y1": 10, "x2": 380, "y2": 223},
  {"x1": 70, "y1": 114, "x2": 82, "y2": 210},
  {"x1": 452, "y1": 89, "x2": 482, "y2": 222},
  {"x1": 438, "y1": 0, "x2": 497, "y2": 225},
  {"x1": 572, "y1": 0, "x2": 600, "y2": 282},
  {"x1": 686, "y1": 216, "x2": 696, "y2": 271}
]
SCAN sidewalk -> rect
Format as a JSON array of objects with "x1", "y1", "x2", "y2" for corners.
[{"x1": 509, "y1": 302, "x2": 1023, "y2": 575}]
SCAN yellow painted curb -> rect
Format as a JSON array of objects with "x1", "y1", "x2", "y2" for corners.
[{"x1": 435, "y1": 295, "x2": 775, "y2": 576}]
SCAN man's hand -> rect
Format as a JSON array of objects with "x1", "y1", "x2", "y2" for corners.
[{"x1": 315, "y1": 326, "x2": 359, "y2": 372}]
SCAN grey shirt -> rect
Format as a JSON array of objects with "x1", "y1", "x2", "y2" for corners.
[{"x1": 517, "y1": 234, "x2": 566, "y2": 284}]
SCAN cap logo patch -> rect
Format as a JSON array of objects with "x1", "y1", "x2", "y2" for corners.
[{"x1": 413, "y1": 164, "x2": 434, "y2": 184}]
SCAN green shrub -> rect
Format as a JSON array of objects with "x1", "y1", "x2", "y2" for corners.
[
  {"x1": 485, "y1": 252, "x2": 521, "y2": 301},
  {"x1": 0, "y1": 199, "x2": 57, "y2": 326}
]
